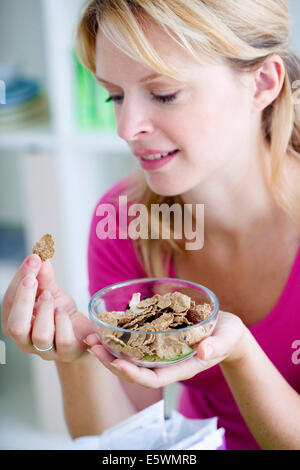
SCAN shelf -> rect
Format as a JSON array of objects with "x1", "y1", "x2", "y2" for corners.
[
  {"x1": 0, "y1": 123, "x2": 130, "y2": 155},
  {"x1": 72, "y1": 130, "x2": 130, "y2": 155},
  {"x1": 0, "y1": 123, "x2": 54, "y2": 153}
]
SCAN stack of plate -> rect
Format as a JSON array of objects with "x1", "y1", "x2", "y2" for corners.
[{"x1": 0, "y1": 64, "x2": 50, "y2": 132}]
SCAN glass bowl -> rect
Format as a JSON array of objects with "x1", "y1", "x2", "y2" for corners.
[{"x1": 88, "y1": 278, "x2": 219, "y2": 368}]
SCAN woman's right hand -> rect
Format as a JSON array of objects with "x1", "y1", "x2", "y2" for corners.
[{"x1": 1, "y1": 254, "x2": 99, "y2": 362}]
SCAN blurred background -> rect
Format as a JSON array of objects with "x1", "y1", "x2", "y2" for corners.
[{"x1": 0, "y1": 0, "x2": 299, "y2": 450}]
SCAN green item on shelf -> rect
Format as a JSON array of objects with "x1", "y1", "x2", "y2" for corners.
[
  {"x1": 94, "y1": 79, "x2": 114, "y2": 131},
  {"x1": 72, "y1": 50, "x2": 116, "y2": 132}
]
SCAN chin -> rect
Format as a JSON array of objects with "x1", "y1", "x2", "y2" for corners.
[{"x1": 146, "y1": 179, "x2": 190, "y2": 198}]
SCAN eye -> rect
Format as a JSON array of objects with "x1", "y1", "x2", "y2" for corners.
[
  {"x1": 105, "y1": 92, "x2": 179, "y2": 105},
  {"x1": 151, "y1": 92, "x2": 178, "y2": 103},
  {"x1": 105, "y1": 95, "x2": 123, "y2": 104}
]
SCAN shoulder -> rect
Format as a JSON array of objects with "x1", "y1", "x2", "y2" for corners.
[
  {"x1": 90, "y1": 169, "x2": 144, "y2": 214},
  {"x1": 88, "y1": 172, "x2": 136, "y2": 229},
  {"x1": 94, "y1": 174, "x2": 134, "y2": 207},
  {"x1": 88, "y1": 172, "x2": 137, "y2": 242}
]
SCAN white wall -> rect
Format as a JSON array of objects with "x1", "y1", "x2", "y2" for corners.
[
  {"x1": 0, "y1": 0, "x2": 47, "y2": 83},
  {"x1": 0, "y1": 0, "x2": 47, "y2": 225},
  {"x1": 0, "y1": 152, "x2": 23, "y2": 225},
  {"x1": 289, "y1": 0, "x2": 300, "y2": 54}
]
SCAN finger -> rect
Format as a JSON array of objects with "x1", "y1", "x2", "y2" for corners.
[
  {"x1": 31, "y1": 290, "x2": 55, "y2": 351},
  {"x1": 197, "y1": 337, "x2": 234, "y2": 364},
  {"x1": 84, "y1": 333, "x2": 101, "y2": 347},
  {"x1": 197, "y1": 339, "x2": 216, "y2": 360},
  {"x1": 89, "y1": 343, "x2": 118, "y2": 362},
  {"x1": 54, "y1": 308, "x2": 80, "y2": 360},
  {"x1": 36, "y1": 260, "x2": 60, "y2": 299},
  {"x1": 110, "y1": 351, "x2": 218, "y2": 387},
  {"x1": 6, "y1": 273, "x2": 38, "y2": 349},
  {"x1": 113, "y1": 356, "x2": 203, "y2": 388},
  {"x1": 2, "y1": 254, "x2": 41, "y2": 330},
  {"x1": 89, "y1": 345, "x2": 138, "y2": 383},
  {"x1": 111, "y1": 358, "x2": 162, "y2": 388},
  {"x1": 89, "y1": 344, "x2": 163, "y2": 388},
  {"x1": 196, "y1": 311, "x2": 241, "y2": 362},
  {"x1": 90, "y1": 344, "x2": 213, "y2": 388}
]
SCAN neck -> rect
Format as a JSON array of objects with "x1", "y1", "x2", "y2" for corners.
[{"x1": 181, "y1": 138, "x2": 291, "y2": 248}]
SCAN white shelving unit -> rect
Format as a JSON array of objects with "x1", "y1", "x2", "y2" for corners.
[
  {"x1": 1, "y1": 0, "x2": 134, "y2": 308},
  {"x1": 0, "y1": 0, "x2": 135, "y2": 439},
  {"x1": 1, "y1": 0, "x2": 133, "y2": 301},
  {"x1": 0, "y1": 124, "x2": 129, "y2": 154}
]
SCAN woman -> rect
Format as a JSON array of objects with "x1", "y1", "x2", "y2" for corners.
[{"x1": 2, "y1": 0, "x2": 300, "y2": 450}]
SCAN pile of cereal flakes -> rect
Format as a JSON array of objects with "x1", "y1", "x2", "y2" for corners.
[{"x1": 97, "y1": 291, "x2": 213, "y2": 362}]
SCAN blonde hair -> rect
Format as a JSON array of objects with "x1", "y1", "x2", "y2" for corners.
[{"x1": 76, "y1": 0, "x2": 300, "y2": 277}]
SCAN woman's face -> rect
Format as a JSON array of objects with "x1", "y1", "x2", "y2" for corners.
[{"x1": 95, "y1": 24, "x2": 256, "y2": 197}]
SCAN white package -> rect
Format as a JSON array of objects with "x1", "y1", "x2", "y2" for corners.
[{"x1": 63, "y1": 400, "x2": 225, "y2": 450}]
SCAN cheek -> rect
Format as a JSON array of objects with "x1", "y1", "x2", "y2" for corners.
[{"x1": 187, "y1": 88, "x2": 250, "y2": 156}]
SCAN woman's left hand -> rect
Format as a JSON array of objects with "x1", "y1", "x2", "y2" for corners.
[{"x1": 84, "y1": 310, "x2": 247, "y2": 388}]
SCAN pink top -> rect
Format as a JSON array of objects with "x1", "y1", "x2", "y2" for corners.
[{"x1": 87, "y1": 177, "x2": 300, "y2": 450}]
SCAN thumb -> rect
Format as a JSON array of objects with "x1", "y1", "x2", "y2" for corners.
[
  {"x1": 197, "y1": 336, "x2": 228, "y2": 362},
  {"x1": 36, "y1": 259, "x2": 60, "y2": 296}
]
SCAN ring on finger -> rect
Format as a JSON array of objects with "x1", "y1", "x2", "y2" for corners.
[{"x1": 32, "y1": 343, "x2": 55, "y2": 353}]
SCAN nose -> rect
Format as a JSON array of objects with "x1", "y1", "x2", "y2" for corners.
[{"x1": 116, "y1": 97, "x2": 155, "y2": 141}]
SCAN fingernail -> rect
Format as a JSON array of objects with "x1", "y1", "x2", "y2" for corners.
[
  {"x1": 204, "y1": 345, "x2": 214, "y2": 360},
  {"x1": 84, "y1": 334, "x2": 99, "y2": 346},
  {"x1": 40, "y1": 290, "x2": 51, "y2": 300},
  {"x1": 55, "y1": 307, "x2": 65, "y2": 315},
  {"x1": 27, "y1": 254, "x2": 40, "y2": 268},
  {"x1": 23, "y1": 273, "x2": 36, "y2": 288}
]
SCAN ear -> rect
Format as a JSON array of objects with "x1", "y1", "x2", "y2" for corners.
[{"x1": 252, "y1": 54, "x2": 285, "y2": 112}]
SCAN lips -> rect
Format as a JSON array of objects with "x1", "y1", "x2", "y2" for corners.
[
  {"x1": 138, "y1": 150, "x2": 179, "y2": 171},
  {"x1": 134, "y1": 149, "x2": 179, "y2": 159}
]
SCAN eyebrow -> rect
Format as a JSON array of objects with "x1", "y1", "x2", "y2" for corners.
[{"x1": 95, "y1": 72, "x2": 164, "y2": 86}]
